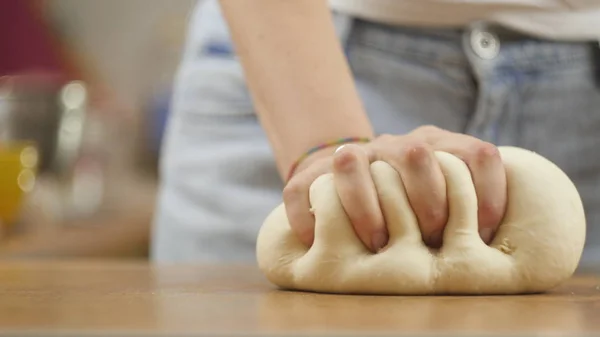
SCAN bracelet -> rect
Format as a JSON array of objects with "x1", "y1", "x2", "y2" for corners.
[{"x1": 286, "y1": 137, "x2": 371, "y2": 182}]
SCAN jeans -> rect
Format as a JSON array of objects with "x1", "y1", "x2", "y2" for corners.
[{"x1": 151, "y1": 0, "x2": 600, "y2": 272}]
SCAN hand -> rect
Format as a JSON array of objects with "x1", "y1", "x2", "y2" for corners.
[{"x1": 283, "y1": 125, "x2": 507, "y2": 252}]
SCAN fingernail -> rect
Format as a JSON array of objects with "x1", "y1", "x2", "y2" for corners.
[
  {"x1": 428, "y1": 230, "x2": 444, "y2": 248},
  {"x1": 335, "y1": 144, "x2": 348, "y2": 153},
  {"x1": 479, "y1": 228, "x2": 495, "y2": 244},
  {"x1": 371, "y1": 231, "x2": 389, "y2": 252}
]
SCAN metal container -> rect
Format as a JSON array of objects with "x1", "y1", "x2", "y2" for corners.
[
  {"x1": 0, "y1": 74, "x2": 103, "y2": 229},
  {"x1": 0, "y1": 74, "x2": 87, "y2": 177}
]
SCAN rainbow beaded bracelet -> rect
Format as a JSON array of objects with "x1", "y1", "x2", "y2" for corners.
[{"x1": 286, "y1": 137, "x2": 371, "y2": 182}]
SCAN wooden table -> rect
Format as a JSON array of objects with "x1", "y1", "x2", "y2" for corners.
[
  {"x1": 0, "y1": 177, "x2": 157, "y2": 259},
  {"x1": 0, "y1": 260, "x2": 598, "y2": 336},
  {"x1": 0, "y1": 211, "x2": 152, "y2": 259}
]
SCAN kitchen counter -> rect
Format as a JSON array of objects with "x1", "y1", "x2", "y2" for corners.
[
  {"x1": 0, "y1": 210, "x2": 151, "y2": 259},
  {"x1": 0, "y1": 260, "x2": 598, "y2": 336},
  {"x1": 0, "y1": 177, "x2": 156, "y2": 259}
]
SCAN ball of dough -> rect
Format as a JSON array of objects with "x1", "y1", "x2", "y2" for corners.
[{"x1": 256, "y1": 146, "x2": 586, "y2": 295}]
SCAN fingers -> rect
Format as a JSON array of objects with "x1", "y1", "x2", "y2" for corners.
[
  {"x1": 283, "y1": 158, "x2": 331, "y2": 247},
  {"x1": 283, "y1": 126, "x2": 507, "y2": 254},
  {"x1": 373, "y1": 139, "x2": 448, "y2": 248},
  {"x1": 332, "y1": 145, "x2": 387, "y2": 252},
  {"x1": 432, "y1": 136, "x2": 507, "y2": 244},
  {"x1": 284, "y1": 144, "x2": 387, "y2": 253}
]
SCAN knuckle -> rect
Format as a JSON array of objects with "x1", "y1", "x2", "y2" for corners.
[
  {"x1": 415, "y1": 124, "x2": 441, "y2": 135},
  {"x1": 401, "y1": 142, "x2": 431, "y2": 166},
  {"x1": 472, "y1": 142, "x2": 501, "y2": 164},
  {"x1": 333, "y1": 146, "x2": 361, "y2": 170}
]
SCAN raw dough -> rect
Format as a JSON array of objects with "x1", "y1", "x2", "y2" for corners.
[{"x1": 256, "y1": 146, "x2": 586, "y2": 295}]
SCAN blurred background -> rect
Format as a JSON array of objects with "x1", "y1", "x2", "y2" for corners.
[{"x1": 0, "y1": 0, "x2": 196, "y2": 259}]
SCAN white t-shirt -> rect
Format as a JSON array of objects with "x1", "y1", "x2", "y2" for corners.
[{"x1": 329, "y1": 0, "x2": 600, "y2": 41}]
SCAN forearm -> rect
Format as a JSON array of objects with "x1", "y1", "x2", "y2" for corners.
[{"x1": 219, "y1": 0, "x2": 374, "y2": 179}]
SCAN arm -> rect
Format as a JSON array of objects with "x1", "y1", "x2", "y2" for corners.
[
  {"x1": 218, "y1": 1, "x2": 506, "y2": 253},
  {"x1": 218, "y1": 0, "x2": 374, "y2": 179}
]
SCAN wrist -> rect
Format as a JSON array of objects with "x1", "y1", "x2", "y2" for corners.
[
  {"x1": 286, "y1": 137, "x2": 371, "y2": 182},
  {"x1": 292, "y1": 146, "x2": 335, "y2": 176}
]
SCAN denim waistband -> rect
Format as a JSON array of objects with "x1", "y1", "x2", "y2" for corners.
[{"x1": 348, "y1": 18, "x2": 599, "y2": 73}]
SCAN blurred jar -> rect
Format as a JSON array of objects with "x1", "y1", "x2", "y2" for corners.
[
  {"x1": 0, "y1": 142, "x2": 38, "y2": 233},
  {"x1": 0, "y1": 73, "x2": 106, "y2": 230},
  {"x1": 0, "y1": 73, "x2": 85, "y2": 176}
]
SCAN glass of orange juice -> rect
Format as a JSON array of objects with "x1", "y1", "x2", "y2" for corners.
[{"x1": 0, "y1": 142, "x2": 38, "y2": 229}]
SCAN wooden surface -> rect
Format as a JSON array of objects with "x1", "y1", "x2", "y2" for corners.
[
  {"x1": 0, "y1": 211, "x2": 151, "y2": 258},
  {"x1": 0, "y1": 261, "x2": 598, "y2": 336},
  {"x1": 0, "y1": 178, "x2": 156, "y2": 259}
]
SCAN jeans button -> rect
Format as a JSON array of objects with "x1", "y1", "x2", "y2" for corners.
[{"x1": 470, "y1": 29, "x2": 500, "y2": 60}]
